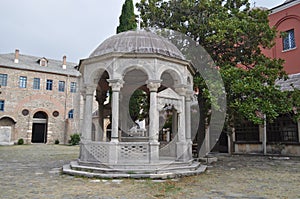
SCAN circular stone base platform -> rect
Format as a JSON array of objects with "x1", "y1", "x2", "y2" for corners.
[{"x1": 62, "y1": 159, "x2": 207, "y2": 179}]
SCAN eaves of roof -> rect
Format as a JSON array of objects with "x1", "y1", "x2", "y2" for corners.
[{"x1": 0, "y1": 53, "x2": 81, "y2": 77}]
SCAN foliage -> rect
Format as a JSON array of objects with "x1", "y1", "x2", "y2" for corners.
[
  {"x1": 129, "y1": 89, "x2": 149, "y2": 122},
  {"x1": 17, "y1": 138, "x2": 24, "y2": 145},
  {"x1": 136, "y1": 0, "x2": 298, "y2": 123},
  {"x1": 54, "y1": 139, "x2": 60, "y2": 144},
  {"x1": 69, "y1": 134, "x2": 80, "y2": 145},
  {"x1": 117, "y1": 0, "x2": 137, "y2": 34},
  {"x1": 136, "y1": 0, "x2": 300, "y2": 154}
]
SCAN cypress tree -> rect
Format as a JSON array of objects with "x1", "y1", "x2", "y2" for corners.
[{"x1": 116, "y1": 0, "x2": 137, "y2": 34}]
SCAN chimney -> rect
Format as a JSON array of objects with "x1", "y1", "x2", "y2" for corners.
[
  {"x1": 14, "y1": 49, "x2": 19, "y2": 63},
  {"x1": 62, "y1": 55, "x2": 67, "y2": 69}
]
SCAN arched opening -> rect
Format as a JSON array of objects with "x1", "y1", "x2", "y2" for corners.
[
  {"x1": 95, "y1": 70, "x2": 110, "y2": 142},
  {"x1": 0, "y1": 117, "x2": 16, "y2": 144},
  {"x1": 32, "y1": 111, "x2": 48, "y2": 143},
  {"x1": 121, "y1": 68, "x2": 149, "y2": 141},
  {"x1": 159, "y1": 104, "x2": 177, "y2": 146},
  {"x1": 0, "y1": 117, "x2": 16, "y2": 126},
  {"x1": 160, "y1": 69, "x2": 182, "y2": 90}
]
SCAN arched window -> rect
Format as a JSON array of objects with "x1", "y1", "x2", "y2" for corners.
[{"x1": 68, "y1": 109, "x2": 74, "y2": 119}]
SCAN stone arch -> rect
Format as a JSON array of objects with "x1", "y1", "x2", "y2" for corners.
[
  {"x1": 118, "y1": 64, "x2": 153, "y2": 80},
  {"x1": 15, "y1": 95, "x2": 64, "y2": 116},
  {"x1": 0, "y1": 116, "x2": 16, "y2": 145},
  {"x1": 120, "y1": 67, "x2": 150, "y2": 135},
  {"x1": 32, "y1": 109, "x2": 50, "y2": 118},
  {"x1": 160, "y1": 69, "x2": 184, "y2": 89},
  {"x1": 0, "y1": 116, "x2": 16, "y2": 125},
  {"x1": 122, "y1": 67, "x2": 149, "y2": 89},
  {"x1": 274, "y1": 15, "x2": 300, "y2": 28},
  {"x1": 88, "y1": 67, "x2": 113, "y2": 85}
]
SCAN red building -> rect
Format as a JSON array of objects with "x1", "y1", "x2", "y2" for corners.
[
  {"x1": 230, "y1": 0, "x2": 300, "y2": 156},
  {"x1": 263, "y1": 0, "x2": 300, "y2": 74}
]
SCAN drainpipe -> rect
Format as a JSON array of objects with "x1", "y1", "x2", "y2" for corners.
[{"x1": 63, "y1": 75, "x2": 70, "y2": 144}]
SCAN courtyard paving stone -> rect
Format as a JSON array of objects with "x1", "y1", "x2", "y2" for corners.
[{"x1": 0, "y1": 144, "x2": 300, "y2": 198}]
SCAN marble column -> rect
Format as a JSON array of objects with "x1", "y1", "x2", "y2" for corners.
[
  {"x1": 108, "y1": 79, "x2": 124, "y2": 143},
  {"x1": 175, "y1": 85, "x2": 189, "y2": 161},
  {"x1": 82, "y1": 85, "x2": 96, "y2": 141},
  {"x1": 175, "y1": 86, "x2": 186, "y2": 142},
  {"x1": 79, "y1": 89, "x2": 86, "y2": 140},
  {"x1": 185, "y1": 90, "x2": 194, "y2": 160},
  {"x1": 147, "y1": 80, "x2": 161, "y2": 163}
]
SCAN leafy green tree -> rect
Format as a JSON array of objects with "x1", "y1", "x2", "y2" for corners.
[
  {"x1": 117, "y1": 0, "x2": 137, "y2": 34},
  {"x1": 129, "y1": 89, "x2": 149, "y2": 123},
  {"x1": 137, "y1": 0, "x2": 300, "y2": 154}
]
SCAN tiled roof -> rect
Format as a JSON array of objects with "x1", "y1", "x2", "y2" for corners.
[
  {"x1": 89, "y1": 30, "x2": 186, "y2": 60},
  {"x1": 0, "y1": 53, "x2": 80, "y2": 77}
]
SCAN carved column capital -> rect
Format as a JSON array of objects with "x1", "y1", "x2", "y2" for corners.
[
  {"x1": 146, "y1": 80, "x2": 161, "y2": 92},
  {"x1": 185, "y1": 90, "x2": 194, "y2": 101},
  {"x1": 81, "y1": 84, "x2": 96, "y2": 98},
  {"x1": 80, "y1": 89, "x2": 86, "y2": 100},
  {"x1": 174, "y1": 84, "x2": 187, "y2": 96},
  {"x1": 86, "y1": 84, "x2": 96, "y2": 95},
  {"x1": 107, "y1": 79, "x2": 124, "y2": 91}
]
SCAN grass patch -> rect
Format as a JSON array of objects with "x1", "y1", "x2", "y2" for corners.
[{"x1": 145, "y1": 180, "x2": 182, "y2": 198}]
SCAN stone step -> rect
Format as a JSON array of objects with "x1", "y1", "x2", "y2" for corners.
[
  {"x1": 77, "y1": 158, "x2": 195, "y2": 169},
  {"x1": 63, "y1": 163, "x2": 207, "y2": 179},
  {"x1": 70, "y1": 161, "x2": 201, "y2": 174}
]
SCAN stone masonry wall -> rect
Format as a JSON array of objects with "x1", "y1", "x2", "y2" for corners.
[{"x1": 0, "y1": 66, "x2": 81, "y2": 144}]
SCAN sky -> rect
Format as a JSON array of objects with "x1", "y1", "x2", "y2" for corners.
[{"x1": 0, "y1": 0, "x2": 285, "y2": 63}]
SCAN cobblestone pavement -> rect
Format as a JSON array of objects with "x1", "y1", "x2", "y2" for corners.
[{"x1": 0, "y1": 144, "x2": 300, "y2": 199}]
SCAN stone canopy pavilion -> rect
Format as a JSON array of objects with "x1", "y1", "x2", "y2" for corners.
[{"x1": 63, "y1": 30, "x2": 206, "y2": 178}]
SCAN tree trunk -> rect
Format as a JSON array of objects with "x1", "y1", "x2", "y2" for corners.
[{"x1": 196, "y1": 92, "x2": 207, "y2": 157}]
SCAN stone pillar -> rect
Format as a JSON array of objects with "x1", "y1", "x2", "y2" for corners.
[
  {"x1": 96, "y1": 95, "x2": 105, "y2": 142},
  {"x1": 263, "y1": 114, "x2": 267, "y2": 155},
  {"x1": 185, "y1": 90, "x2": 193, "y2": 160},
  {"x1": 172, "y1": 109, "x2": 178, "y2": 140},
  {"x1": 80, "y1": 89, "x2": 86, "y2": 140},
  {"x1": 175, "y1": 86, "x2": 189, "y2": 161},
  {"x1": 147, "y1": 80, "x2": 161, "y2": 163},
  {"x1": 185, "y1": 91, "x2": 193, "y2": 137},
  {"x1": 82, "y1": 85, "x2": 96, "y2": 141},
  {"x1": 108, "y1": 79, "x2": 124, "y2": 143}
]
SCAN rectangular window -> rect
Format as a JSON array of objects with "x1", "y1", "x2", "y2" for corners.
[
  {"x1": 19, "y1": 76, "x2": 27, "y2": 88},
  {"x1": 70, "y1": 82, "x2": 77, "y2": 93},
  {"x1": 68, "y1": 109, "x2": 74, "y2": 119},
  {"x1": 58, "y1": 81, "x2": 65, "y2": 92},
  {"x1": 267, "y1": 114, "x2": 299, "y2": 143},
  {"x1": 235, "y1": 120, "x2": 260, "y2": 142},
  {"x1": 33, "y1": 78, "x2": 40, "y2": 90},
  {"x1": 46, "y1": 79, "x2": 53, "y2": 90},
  {"x1": 0, "y1": 100, "x2": 4, "y2": 111},
  {"x1": 0, "y1": 74, "x2": 8, "y2": 86},
  {"x1": 283, "y1": 29, "x2": 296, "y2": 51}
]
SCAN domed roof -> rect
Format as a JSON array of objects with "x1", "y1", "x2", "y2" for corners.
[{"x1": 89, "y1": 30, "x2": 185, "y2": 60}]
